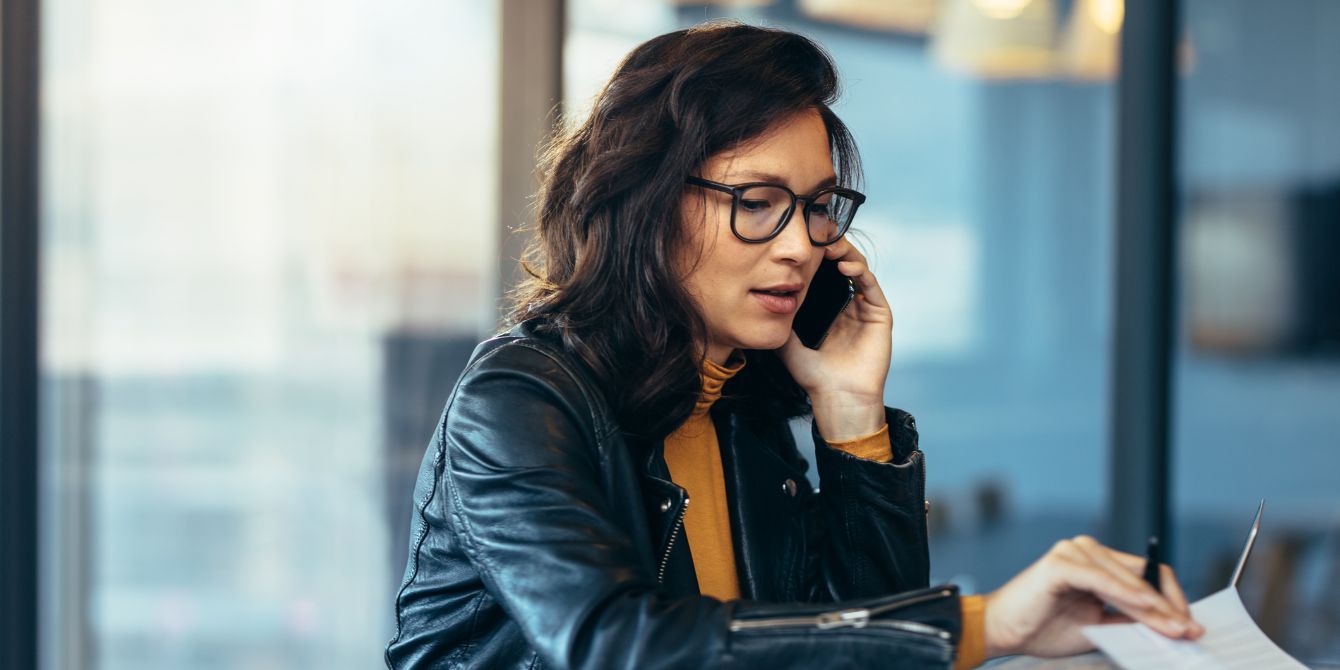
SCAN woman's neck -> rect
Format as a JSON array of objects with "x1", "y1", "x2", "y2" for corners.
[{"x1": 706, "y1": 342, "x2": 737, "y2": 366}]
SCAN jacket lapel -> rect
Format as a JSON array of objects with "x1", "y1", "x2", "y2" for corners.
[
  {"x1": 715, "y1": 407, "x2": 811, "y2": 602},
  {"x1": 632, "y1": 434, "x2": 700, "y2": 596}
]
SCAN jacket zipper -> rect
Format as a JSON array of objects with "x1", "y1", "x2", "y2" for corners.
[
  {"x1": 918, "y1": 447, "x2": 928, "y2": 529},
  {"x1": 727, "y1": 587, "x2": 954, "y2": 642},
  {"x1": 656, "y1": 497, "x2": 689, "y2": 584}
]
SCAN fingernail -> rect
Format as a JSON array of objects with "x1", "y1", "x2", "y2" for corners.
[{"x1": 1166, "y1": 618, "x2": 1187, "y2": 635}]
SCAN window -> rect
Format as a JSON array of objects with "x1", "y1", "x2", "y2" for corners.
[
  {"x1": 39, "y1": 1, "x2": 499, "y2": 666},
  {"x1": 1172, "y1": 0, "x2": 1340, "y2": 662}
]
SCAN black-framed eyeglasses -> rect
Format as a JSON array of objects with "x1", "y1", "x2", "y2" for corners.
[{"x1": 685, "y1": 176, "x2": 866, "y2": 246}]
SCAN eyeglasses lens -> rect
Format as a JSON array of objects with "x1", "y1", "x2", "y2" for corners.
[
  {"x1": 735, "y1": 186, "x2": 792, "y2": 240},
  {"x1": 806, "y1": 192, "x2": 857, "y2": 244},
  {"x1": 735, "y1": 185, "x2": 856, "y2": 243}
]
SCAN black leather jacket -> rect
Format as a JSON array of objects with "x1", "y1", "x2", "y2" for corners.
[{"x1": 385, "y1": 320, "x2": 965, "y2": 669}]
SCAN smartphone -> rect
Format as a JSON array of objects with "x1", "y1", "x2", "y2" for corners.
[{"x1": 792, "y1": 258, "x2": 855, "y2": 349}]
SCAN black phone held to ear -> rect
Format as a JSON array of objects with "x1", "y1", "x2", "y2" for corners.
[{"x1": 792, "y1": 258, "x2": 855, "y2": 349}]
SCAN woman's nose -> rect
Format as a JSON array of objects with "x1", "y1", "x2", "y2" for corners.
[{"x1": 769, "y1": 206, "x2": 813, "y2": 261}]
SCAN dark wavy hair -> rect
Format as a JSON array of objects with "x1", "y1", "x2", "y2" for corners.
[{"x1": 505, "y1": 21, "x2": 862, "y2": 441}]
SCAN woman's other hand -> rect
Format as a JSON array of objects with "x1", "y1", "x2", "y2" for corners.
[
  {"x1": 779, "y1": 238, "x2": 893, "y2": 441},
  {"x1": 983, "y1": 534, "x2": 1203, "y2": 658}
]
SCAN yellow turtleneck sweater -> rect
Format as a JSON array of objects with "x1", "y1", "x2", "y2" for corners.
[{"x1": 661, "y1": 354, "x2": 986, "y2": 670}]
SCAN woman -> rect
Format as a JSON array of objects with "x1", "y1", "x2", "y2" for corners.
[{"x1": 386, "y1": 22, "x2": 1201, "y2": 670}]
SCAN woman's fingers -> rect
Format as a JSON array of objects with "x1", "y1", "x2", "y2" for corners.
[
  {"x1": 1051, "y1": 538, "x2": 1202, "y2": 638},
  {"x1": 838, "y1": 260, "x2": 887, "y2": 308},
  {"x1": 1052, "y1": 554, "x2": 1198, "y2": 639},
  {"x1": 824, "y1": 237, "x2": 866, "y2": 262},
  {"x1": 824, "y1": 241, "x2": 891, "y2": 311},
  {"x1": 985, "y1": 536, "x2": 1204, "y2": 658},
  {"x1": 1047, "y1": 541, "x2": 1156, "y2": 614},
  {"x1": 1159, "y1": 564, "x2": 1192, "y2": 615},
  {"x1": 1080, "y1": 542, "x2": 1192, "y2": 615},
  {"x1": 1070, "y1": 536, "x2": 1157, "y2": 596}
]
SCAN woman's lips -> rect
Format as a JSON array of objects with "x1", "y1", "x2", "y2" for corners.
[{"x1": 750, "y1": 290, "x2": 800, "y2": 314}]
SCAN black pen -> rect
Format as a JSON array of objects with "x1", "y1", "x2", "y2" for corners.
[{"x1": 1143, "y1": 535, "x2": 1162, "y2": 594}]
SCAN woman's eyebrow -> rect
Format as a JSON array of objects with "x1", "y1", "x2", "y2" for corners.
[{"x1": 730, "y1": 170, "x2": 839, "y2": 192}]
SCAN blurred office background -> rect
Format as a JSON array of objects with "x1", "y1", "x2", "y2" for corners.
[{"x1": 1, "y1": 0, "x2": 1336, "y2": 668}]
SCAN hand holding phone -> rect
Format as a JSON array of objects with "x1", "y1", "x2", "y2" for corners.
[{"x1": 779, "y1": 243, "x2": 893, "y2": 441}]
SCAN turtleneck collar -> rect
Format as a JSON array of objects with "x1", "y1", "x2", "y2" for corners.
[{"x1": 694, "y1": 350, "x2": 746, "y2": 416}]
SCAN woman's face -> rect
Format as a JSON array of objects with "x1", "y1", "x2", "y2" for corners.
[{"x1": 680, "y1": 108, "x2": 835, "y2": 364}]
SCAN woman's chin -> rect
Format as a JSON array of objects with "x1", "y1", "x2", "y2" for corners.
[{"x1": 736, "y1": 328, "x2": 794, "y2": 352}]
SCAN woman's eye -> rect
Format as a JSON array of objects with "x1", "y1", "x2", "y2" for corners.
[{"x1": 740, "y1": 199, "x2": 771, "y2": 212}]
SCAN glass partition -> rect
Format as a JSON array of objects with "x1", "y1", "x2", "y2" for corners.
[
  {"x1": 39, "y1": 1, "x2": 499, "y2": 667},
  {"x1": 1172, "y1": 0, "x2": 1340, "y2": 663}
]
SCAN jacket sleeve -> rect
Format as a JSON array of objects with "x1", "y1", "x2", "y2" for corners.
[
  {"x1": 802, "y1": 407, "x2": 932, "y2": 602},
  {"x1": 439, "y1": 342, "x2": 959, "y2": 670}
]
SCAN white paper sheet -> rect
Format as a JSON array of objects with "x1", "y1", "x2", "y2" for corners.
[{"x1": 1081, "y1": 587, "x2": 1309, "y2": 670}]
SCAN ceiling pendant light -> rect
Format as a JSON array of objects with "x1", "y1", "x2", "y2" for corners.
[{"x1": 932, "y1": 0, "x2": 1058, "y2": 79}]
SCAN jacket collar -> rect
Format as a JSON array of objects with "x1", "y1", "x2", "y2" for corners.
[{"x1": 634, "y1": 401, "x2": 810, "y2": 601}]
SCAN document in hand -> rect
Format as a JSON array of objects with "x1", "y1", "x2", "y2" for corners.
[{"x1": 1081, "y1": 586, "x2": 1309, "y2": 670}]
